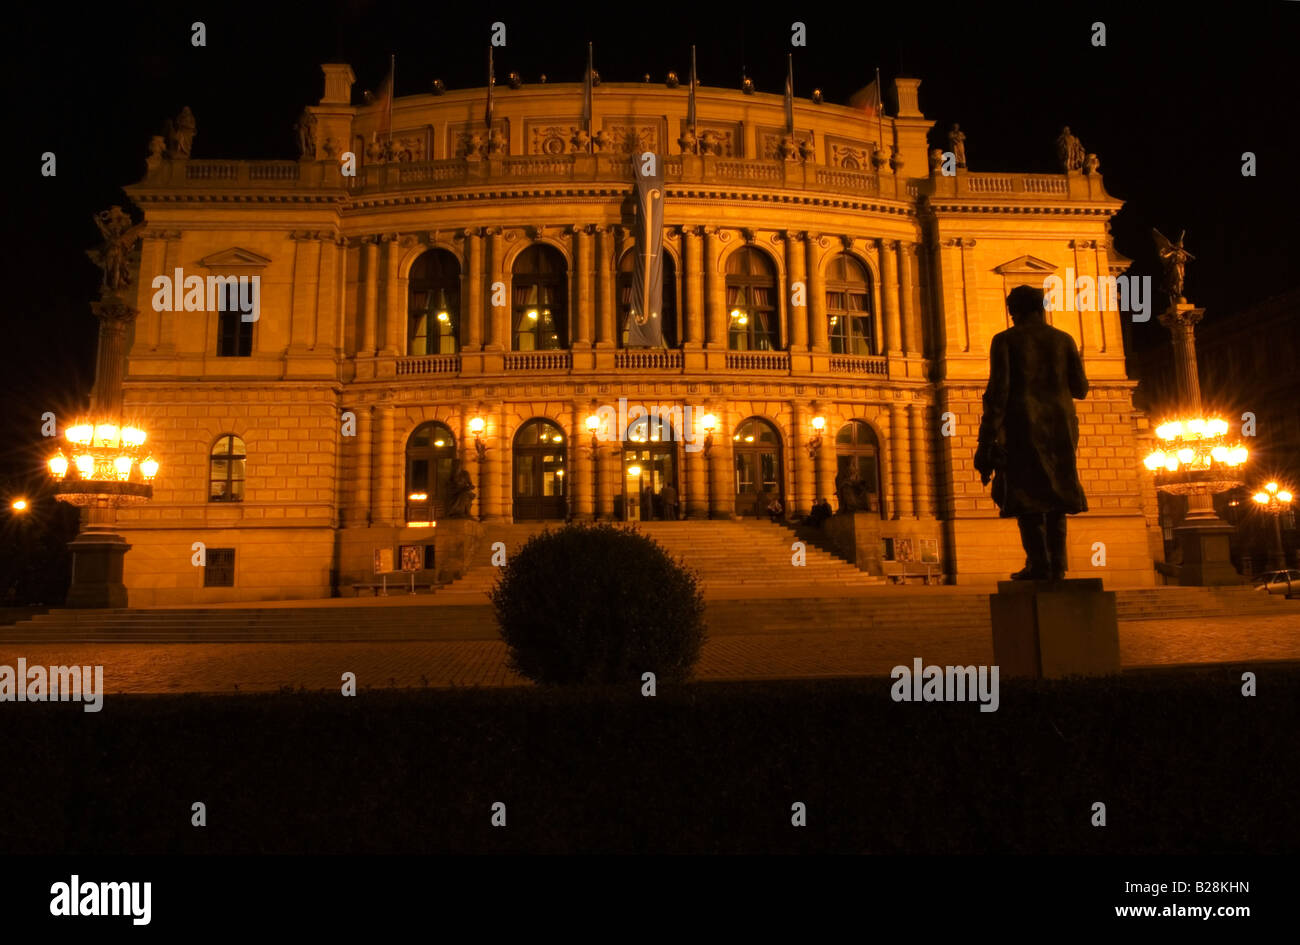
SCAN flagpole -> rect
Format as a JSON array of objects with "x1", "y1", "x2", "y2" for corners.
[
  {"x1": 388, "y1": 53, "x2": 395, "y2": 146},
  {"x1": 486, "y1": 46, "x2": 494, "y2": 131},
  {"x1": 586, "y1": 42, "x2": 594, "y2": 154},
  {"x1": 690, "y1": 45, "x2": 698, "y2": 152},
  {"x1": 875, "y1": 65, "x2": 884, "y2": 151},
  {"x1": 785, "y1": 54, "x2": 794, "y2": 136}
]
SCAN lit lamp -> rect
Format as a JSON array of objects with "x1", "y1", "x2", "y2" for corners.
[
  {"x1": 700, "y1": 413, "x2": 717, "y2": 459},
  {"x1": 11, "y1": 499, "x2": 28, "y2": 513},
  {"x1": 585, "y1": 414, "x2": 601, "y2": 451},
  {"x1": 1252, "y1": 481, "x2": 1295, "y2": 570},
  {"x1": 806, "y1": 415, "x2": 826, "y2": 458},
  {"x1": 469, "y1": 416, "x2": 487, "y2": 462}
]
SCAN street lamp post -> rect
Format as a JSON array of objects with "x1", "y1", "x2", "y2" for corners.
[{"x1": 1252, "y1": 481, "x2": 1294, "y2": 570}]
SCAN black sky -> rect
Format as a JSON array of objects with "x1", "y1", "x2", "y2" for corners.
[{"x1": 4, "y1": 0, "x2": 1298, "y2": 490}]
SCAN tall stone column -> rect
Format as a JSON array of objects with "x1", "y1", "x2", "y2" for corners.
[
  {"x1": 705, "y1": 227, "x2": 727, "y2": 347},
  {"x1": 709, "y1": 406, "x2": 733, "y2": 517},
  {"x1": 573, "y1": 226, "x2": 593, "y2": 346},
  {"x1": 571, "y1": 402, "x2": 594, "y2": 519},
  {"x1": 463, "y1": 228, "x2": 482, "y2": 350},
  {"x1": 881, "y1": 238, "x2": 902, "y2": 357},
  {"x1": 487, "y1": 228, "x2": 506, "y2": 349},
  {"x1": 355, "y1": 405, "x2": 373, "y2": 526},
  {"x1": 816, "y1": 423, "x2": 838, "y2": 509},
  {"x1": 381, "y1": 235, "x2": 403, "y2": 356},
  {"x1": 595, "y1": 226, "x2": 615, "y2": 346},
  {"x1": 372, "y1": 403, "x2": 394, "y2": 524},
  {"x1": 362, "y1": 238, "x2": 380, "y2": 356},
  {"x1": 479, "y1": 406, "x2": 503, "y2": 521},
  {"x1": 786, "y1": 232, "x2": 808, "y2": 350},
  {"x1": 791, "y1": 402, "x2": 813, "y2": 517},
  {"x1": 888, "y1": 403, "x2": 913, "y2": 519},
  {"x1": 683, "y1": 226, "x2": 704, "y2": 345},
  {"x1": 685, "y1": 417, "x2": 709, "y2": 518},
  {"x1": 597, "y1": 440, "x2": 617, "y2": 520},
  {"x1": 807, "y1": 234, "x2": 828, "y2": 351},
  {"x1": 909, "y1": 401, "x2": 929, "y2": 518},
  {"x1": 899, "y1": 240, "x2": 918, "y2": 356}
]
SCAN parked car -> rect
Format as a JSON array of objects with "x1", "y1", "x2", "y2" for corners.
[{"x1": 1253, "y1": 570, "x2": 1300, "y2": 597}]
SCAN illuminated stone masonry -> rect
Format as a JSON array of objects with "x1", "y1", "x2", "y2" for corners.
[{"x1": 114, "y1": 66, "x2": 1157, "y2": 603}]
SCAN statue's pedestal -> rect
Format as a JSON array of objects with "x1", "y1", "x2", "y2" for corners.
[
  {"x1": 989, "y1": 579, "x2": 1120, "y2": 679},
  {"x1": 1172, "y1": 519, "x2": 1241, "y2": 586},
  {"x1": 433, "y1": 519, "x2": 484, "y2": 585},
  {"x1": 65, "y1": 532, "x2": 131, "y2": 609},
  {"x1": 822, "y1": 512, "x2": 882, "y2": 572}
]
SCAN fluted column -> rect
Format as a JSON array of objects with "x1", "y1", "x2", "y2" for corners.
[
  {"x1": 683, "y1": 226, "x2": 704, "y2": 345},
  {"x1": 487, "y1": 228, "x2": 506, "y2": 349},
  {"x1": 463, "y1": 228, "x2": 482, "y2": 350},
  {"x1": 362, "y1": 238, "x2": 380, "y2": 356},
  {"x1": 571, "y1": 402, "x2": 594, "y2": 519},
  {"x1": 595, "y1": 226, "x2": 615, "y2": 346},
  {"x1": 909, "y1": 402, "x2": 929, "y2": 518},
  {"x1": 807, "y1": 234, "x2": 828, "y2": 351},
  {"x1": 899, "y1": 240, "x2": 918, "y2": 357},
  {"x1": 382, "y1": 235, "x2": 403, "y2": 356},
  {"x1": 881, "y1": 239, "x2": 902, "y2": 357},
  {"x1": 574, "y1": 226, "x2": 593, "y2": 345},
  {"x1": 705, "y1": 227, "x2": 727, "y2": 347},
  {"x1": 888, "y1": 403, "x2": 913, "y2": 519},
  {"x1": 786, "y1": 232, "x2": 808, "y2": 350}
]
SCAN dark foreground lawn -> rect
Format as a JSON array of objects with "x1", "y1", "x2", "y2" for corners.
[{"x1": 1, "y1": 667, "x2": 1295, "y2": 854}]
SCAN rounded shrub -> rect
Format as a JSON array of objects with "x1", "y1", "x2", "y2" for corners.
[{"x1": 490, "y1": 523, "x2": 706, "y2": 685}]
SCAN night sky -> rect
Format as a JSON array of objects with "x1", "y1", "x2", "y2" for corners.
[{"x1": 4, "y1": 0, "x2": 1297, "y2": 504}]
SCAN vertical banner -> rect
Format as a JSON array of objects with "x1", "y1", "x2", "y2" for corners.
[{"x1": 628, "y1": 152, "x2": 665, "y2": 348}]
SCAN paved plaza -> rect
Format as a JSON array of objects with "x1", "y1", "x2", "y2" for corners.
[{"x1": 0, "y1": 612, "x2": 1296, "y2": 694}]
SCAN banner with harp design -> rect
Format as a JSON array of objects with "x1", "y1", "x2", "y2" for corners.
[{"x1": 627, "y1": 152, "x2": 665, "y2": 348}]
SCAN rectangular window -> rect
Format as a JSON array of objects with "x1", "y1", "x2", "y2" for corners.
[
  {"x1": 204, "y1": 548, "x2": 236, "y2": 587},
  {"x1": 217, "y1": 310, "x2": 253, "y2": 357}
]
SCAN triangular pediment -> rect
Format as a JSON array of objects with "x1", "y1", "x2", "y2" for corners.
[
  {"x1": 199, "y1": 247, "x2": 272, "y2": 270},
  {"x1": 993, "y1": 255, "x2": 1058, "y2": 275}
]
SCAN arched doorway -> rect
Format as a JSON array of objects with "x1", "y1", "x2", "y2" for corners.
[
  {"x1": 513, "y1": 418, "x2": 567, "y2": 520},
  {"x1": 733, "y1": 417, "x2": 783, "y2": 518},
  {"x1": 835, "y1": 420, "x2": 883, "y2": 516},
  {"x1": 620, "y1": 413, "x2": 679, "y2": 521},
  {"x1": 405, "y1": 421, "x2": 457, "y2": 522}
]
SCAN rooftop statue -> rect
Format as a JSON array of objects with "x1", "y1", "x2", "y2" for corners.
[
  {"x1": 164, "y1": 107, "x2": 196, "y2": 158},
  {"x1": 1055, "y1": 126, "x2": 1085, "y2": 172},
  {"x1": 1152, "y1": 228, "x2": 1195, "y2": 303}
]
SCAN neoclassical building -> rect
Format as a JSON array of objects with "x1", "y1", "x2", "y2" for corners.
[{"x1": 115, "y1": 64, "x2": 1162, "y2": 603}]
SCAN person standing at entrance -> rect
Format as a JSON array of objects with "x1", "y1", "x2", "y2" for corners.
[
  {"x1": 974, "y1": 285, "x2": 1089, "y2": 580},
  {"x1": 660, "y1": 482, "x2": 678, "y2": 521}
]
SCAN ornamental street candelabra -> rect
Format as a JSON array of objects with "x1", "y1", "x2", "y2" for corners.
[
  {"x1": 1143, "y1": 230, "x2": 1245, "y2": 585},
  {"x1": 1252, "y1": 481, "x2": 1294, "y2": 570},
  {"x1": 47, "y1": 207, "x2": 160, "y2": 607}
]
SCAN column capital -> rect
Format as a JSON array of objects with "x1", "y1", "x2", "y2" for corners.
[
  {"x1": 839, "y1": 234, "x2": 854, "y2": 251},
  {"x1": 461, "y1": 226, "x2": 481, "y2": 239},
  {"x1": 879, "y1": 238, "x2": 898, "y2": 251},
  {"x1": 679, "y1": 224, "x2": 701, "y2": 237}
]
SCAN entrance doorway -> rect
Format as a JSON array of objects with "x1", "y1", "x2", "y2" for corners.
[
  {"x1": 621, "y1": 414, "x2": 678, "y2": 521},
  {"x1": 733, "y1": 416, "x2": 783, "y2": 518},
  {"x1": 513, "y1": 418, "x2": 567, "y2": 520}
]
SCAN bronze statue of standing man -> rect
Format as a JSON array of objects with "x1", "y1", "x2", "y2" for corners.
[{"x1": 975, "y1": 285, "x2": 1089, "y2": 580}]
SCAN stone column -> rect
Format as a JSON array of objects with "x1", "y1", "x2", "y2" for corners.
[
  {"x1": 816, "y1": 422, "x2": 837, "y2": 510},
  {"x1": 381, "y1": 235, "x2": 403, "y2": 356},
  {"x1": 709, "y1": 406, "x2": 733, "y2": 517},
  {"x1": 786, "y1": 231, "x2": 808, "y2": 350},
  {"x1": 355, "y1": 405, "x2": 372, "y2": 526},
  {"x1": 899, "y1": 240, "x2": 918, "y2": 357},
  {"x1": 595, "y1": 226, "x2": 615, "y2": 346},
  {"x1": 289, "y1": 234, "x2": 321, "y2": 351},
  {"x1": 464, "y1": 228, "x2": 482, "y2": 350},
  {"x1": 137, "y1": 233, "x2": 165, "y2": 351},
  {"x1": 791, "y1": 402, "x2": 813, "y2": 517},
  {"x1": 362, "y1": 238, "x2": 380, "y2": 355},
  {"x1": 807, "y1": 234, "x2": 828, "y2": 351},
  {"x1": 888, "y1": 403, "x2": 913, "y2": 519},
  {"x1": 683, "y1": 226, "x2": 704, "y2": 345},
  {"x1": 705, "y1": 227, "x2": 727, "y2": 347},
  {"x1": 597, "y1": 440, "x2": 618, "y2": 520},
  {"x1": 881, "y1": 238, "x2": 902, "y2": 357},
  {"x1": 480, "y1": 406, "x2": 503, "y2": 520},
  {"x1": 573, "y1": 225, "x2": 593, "y2": 346},
  {"x1": 487, "y1": 228, "x2": 506, "y2": 349},
  {"x1": 372, "y1": 403, "x2": 394, "y2": 524},
  {"x1": 909, "y1": 401, "x2": 929, "y2": 518},
  {"x1": 685, "y1": 419, "x2": 709, "y2": 518},
  {"x1": 571, "y1": 402, "x2": 594, "y2": 519}
]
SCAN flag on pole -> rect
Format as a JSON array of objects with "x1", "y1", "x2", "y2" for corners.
[
  {"x1": 485, "y1": 46, "x2": 494, "y2": 129},
  {"x1": 376, "y1": 54, "x2": 395, "y2": 144},
  {"x1": 582, "y1": 42, "x2": 594, "y2": 150},
  {"x1": 687, "y1": 45, "x2": 698, "y2": 149},
  {"x1": 847, "y1": 77, "x2": 881, "y2": 117},
  {"x1": 627, "y1": 153, "x2": 665, "y2": 348},
  {"x1": 784, "y1": 54, "x2": 794, "y2": 135}
]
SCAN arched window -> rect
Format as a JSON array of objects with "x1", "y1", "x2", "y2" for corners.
[
  {"x1": 618, "y1": 250, "x2": 678, "y2": 347},
  {"x1": 512, "y1": 245, "x2": 568, "y2": 351},
  {"x1": 826, "y1": 254, "x2": 875, "y2": 355},
  {"x1": 726, "y1": 247, "x2": 779, "y2": 350},
  {"x1": 835, "y1": 420, "x2": 883, "y2": 516},
  {"x1": 209, "y1": 434, "x2": 246, "y2": 502},
  {"x1": 405, "y1": 421, "x2": 457, "y2": 522},
  {"x1": 408, "y1": 249, "x2": 461, "y2": 355},
  {"x1": 513, "y1": 418, "x2": 567, "y2": 520}
]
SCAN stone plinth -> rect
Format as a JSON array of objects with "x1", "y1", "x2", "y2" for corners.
[
  {"x1": 1172, "y1": 519, "x2": 1241, "y2": 586},
  {"x1": 66, "y1": 532, "x2": 132, "y2": 609},
  {"x1": 823, "y1": 511, "x2": 883, "y2": 573},
  {"x1": 989, "y1": 578, "x2": 1120, "y2": 679},
  {"x1": 433, "y1": 518, "x2": 484, "y2": 585}
]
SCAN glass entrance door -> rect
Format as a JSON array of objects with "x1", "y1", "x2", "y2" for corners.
[
  {"x1": 622, "y1": 444, "x2": 677, "y2": 521},
  {"x1": 513, "y1": 419, "x2": 567, "y2": 520},
  {"x1": 733, "y1": 417, "x2": 783, "y2": 517}
]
